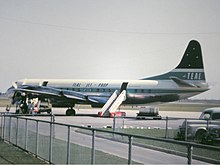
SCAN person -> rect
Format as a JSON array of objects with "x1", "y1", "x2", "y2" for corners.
[
  {"x1": 28, "y1": 100, "x2": 35, "y2": 114},
  {"x1": 5, "y1": 105, "x2": 10, "y2": 113},
  {"x1": 15, "y1": 103, "x2": 20, "y2": 114}
]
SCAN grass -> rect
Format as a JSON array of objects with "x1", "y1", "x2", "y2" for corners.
[
  {"x1": 0, "y1": 138, "x2": 46, "y2": 164},
  {"x1": 158, "y1": 102, "x2": 220, "y2": 112}
]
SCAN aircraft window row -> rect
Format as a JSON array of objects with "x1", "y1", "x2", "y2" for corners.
[
  {"x1": 60, "y1": 88, "x2": 118, "y2": 92},
  {"x1": 59, "y1": 88, "x2": 154, "y2": 93},
  {"x1": 127, "y1": 89, "x2": 152, "y2": 93}
]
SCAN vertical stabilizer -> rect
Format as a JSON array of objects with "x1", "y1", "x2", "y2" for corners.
[
  {"x1": 143, "y1": 40, "x2": 206, "y2": 84},
  {"x1": 176, "y1": 40, "x2": 204, "y2": 69}
]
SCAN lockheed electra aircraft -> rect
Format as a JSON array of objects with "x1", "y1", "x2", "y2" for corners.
[{"x1": 6, "y1": 40, "x2": 209, "y2": 115}]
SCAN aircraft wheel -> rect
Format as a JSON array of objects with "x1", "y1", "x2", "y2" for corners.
[{"x1": 66, "y1": 108, "x2": 76, "y2": 116}]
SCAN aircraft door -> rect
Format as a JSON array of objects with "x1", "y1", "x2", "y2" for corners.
[{"x1": 120, "y1": 82, "x2": 128, "y2": 93}]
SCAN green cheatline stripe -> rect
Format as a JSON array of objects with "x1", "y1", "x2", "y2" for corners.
[{"x1": 143, "y1": 71, "x2": 205, "y2": 81}]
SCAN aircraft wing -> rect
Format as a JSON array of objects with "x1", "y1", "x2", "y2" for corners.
[{"x1": 14, "y1": 85, "x2": 88, "y2": 102}]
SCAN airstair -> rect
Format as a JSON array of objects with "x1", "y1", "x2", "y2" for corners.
[{"x1": 98, "y1": 90, "x2": 127, "y2": 117}]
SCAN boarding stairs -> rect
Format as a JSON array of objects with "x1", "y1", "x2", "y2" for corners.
[{"x1": 99, "y1": 90, "x2": 126, "y2": 117}]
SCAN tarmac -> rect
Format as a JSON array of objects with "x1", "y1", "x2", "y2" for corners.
[{"x1": 0, "y1": 138, "x2": 46, "y2": 164}]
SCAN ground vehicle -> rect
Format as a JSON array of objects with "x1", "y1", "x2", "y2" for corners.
[
  {"x1": 177, "y1": 107, "x2": 220, "y2": 143},
  {"x1": 136, "y1": 107, "x2": 162, "y2": 120}
]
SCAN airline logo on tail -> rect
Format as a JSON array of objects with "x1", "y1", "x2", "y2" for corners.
[{"x1": 184, "y1": 72, "x2": 202, "y2": 80}]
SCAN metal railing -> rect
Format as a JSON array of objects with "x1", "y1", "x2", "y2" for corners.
[{"x1": 0, "y1": 113, "x2": 220, "y2": 164}]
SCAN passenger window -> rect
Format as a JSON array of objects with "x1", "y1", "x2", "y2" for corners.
[{"x1": 212, "y1": 113, "x2": 220, "y2": 120}]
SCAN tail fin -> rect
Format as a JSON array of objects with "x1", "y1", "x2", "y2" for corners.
[
  {"x1": 143, "y1": 40, "x2": 206, "y2": 84},
  {"x1": 176, "y1": 40, "x2": 204, "y2": 70}
]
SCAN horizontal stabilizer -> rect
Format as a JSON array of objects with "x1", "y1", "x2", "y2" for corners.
[{"x1": 170, "y1": 76, "x2": 197, "y2": 87}]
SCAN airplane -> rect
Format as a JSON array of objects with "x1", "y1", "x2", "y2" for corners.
[{"x1": 6, "y1": 40, "x2": 209, "y2": 116}]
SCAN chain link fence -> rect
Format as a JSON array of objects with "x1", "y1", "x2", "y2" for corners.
[{"x1": 0, "y1": 113, "x2": 220, "y2": 164}]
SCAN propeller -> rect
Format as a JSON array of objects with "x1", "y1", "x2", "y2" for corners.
[{"x1": 12, "y1": 81, "x2": 18, "y2": 89}]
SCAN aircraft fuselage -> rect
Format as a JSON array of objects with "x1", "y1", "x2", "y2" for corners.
[{"x1": 7, "y1": 78, "x2": 209, "y2": 107}]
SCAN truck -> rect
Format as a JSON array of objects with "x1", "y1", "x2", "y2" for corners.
[
  {"x1": 176, "y1": 107, "x2": 220, "y2": 144},
  {"x1": 136, "y1": 106, "x2": 162, "y2": 120}
]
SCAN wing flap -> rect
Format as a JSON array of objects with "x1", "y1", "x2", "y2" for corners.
[
  {"x1": 61, "y1": 90, "x2": 87, "y2": 101},
  {"x1": 88, "y1": 96, "x2": 109, "y2": 104}
]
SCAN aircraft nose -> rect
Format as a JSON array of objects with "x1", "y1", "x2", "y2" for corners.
[{"x1": 6, "y1": 81, "x2": 18, "y2": 98}]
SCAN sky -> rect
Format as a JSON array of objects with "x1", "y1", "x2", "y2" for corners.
[{"x1": 0, "y1": 0, "x2": 220, "y2": 99}]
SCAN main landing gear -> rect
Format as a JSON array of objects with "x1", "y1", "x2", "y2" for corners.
[{"x1": 66, "y1": 108, "x2": 76, "y2": 116}]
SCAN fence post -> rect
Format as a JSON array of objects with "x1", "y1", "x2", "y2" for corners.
[
  {"x1": 49, "y1": 122, "x2": 53, "y2": 163},
  {"x1": 187, "y1": 144, "x2": 193, "y2": 164},
  {"x1": 128, "y1": 135, "x2": 133, "y2": 165},
  {"x1": 3, "y1": 114, "x2": 5, "y2": 140},
  {"x1": 206, "y1": 119, "x2": 209, "y2": 129},
  {"x1": 16, "y1": 117, "x2": 18, "y2": 146},
  {"x1": 0, "y1": 114, "x2": 3, "y2": 138},
  {"x1": 91, "y1": 129, "x2": 96, "y2": 165},
  {"x1": 8, "y1": 116, "x2": 11, "y2": 142},
  {"x1": 51, "y1": 113, "x2": 55, "y2": 123},
  {"x1": 165, "y1": 116, "x2": 168, "y2": 138},
  {"x1": 35, "y1": 121, "x2": 39, "y2": 157},
  {"x1": 66, "y1": 126, "x2": 70, "y2": 165},
  {"x1": 25, "y1": 118, "x2": 28, "y2": 150},
  {"x1": 184, "y1": 119, "x2": 188, "y2": 141},
  {"x1": 113, "y1": 115, "x2": 116, "y2": 132}
]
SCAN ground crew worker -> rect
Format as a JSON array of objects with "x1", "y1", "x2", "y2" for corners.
[
  {"x1": 5, "y1": 105, "x2": 10, "y2": 113},
  {"x1": 28, "y1": 100, "x2": 35, "y2": 114}
]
